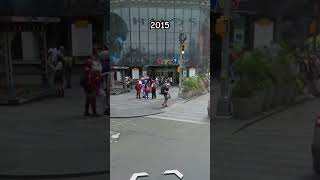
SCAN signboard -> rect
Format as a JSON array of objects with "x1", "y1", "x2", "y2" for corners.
[
  {"x1": 156, "y1": 57, "x2": 179, "y2": 65},
  {"x1": 189, "y1": 68, "x2": 196, "y2": 77},
  {"x1": 72, "y1": 22, "x2": 93, "y2": 56},
  {"x1": 132, "y1": 68, "x2": 140, "y2": 80},
  {"x1": 183, "y1": 70, "x2": 187, "y2": 78},
  {"x1": 116, "y1": 71, "x2": 122, "y2": 81},
  {"x1": 254, "y1": 18, "x2": 274, "y2": 48},
  {"x1": 233, "y1": 16, "x2": 245, "y2": 48}
]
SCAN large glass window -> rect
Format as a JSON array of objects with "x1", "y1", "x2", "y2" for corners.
[
  {"x1": 149, "y1": 32, "x2": 157, "y2": 43},
  {"x1": 140, "y1": 32, "x2": 148, "y2": 43},
  {"x1": 113, "y1": 8, "x2": 121, "y2": 16},
  {"x1": 158, "y1": 30, "x2": 166, "y2": 43},
  {"x1": 131, "y1": 32, "x2": 140, "y2": 43},
  {"x1": 158, "y1": 44, "x2": 166, "y2": 58},
  {"x1": 131, "y1": 8, "x2": 140, "y2": 32},
  {"x1": 166, "y1": 43, "x2": 174, "y2": 58},
  {"x1": 184, "y1": 8, "x2": 191, "y2": 32},
  {"x1": 166, "y1": 32, "x2": 174, "y2": 44},
  {"x1": 192, "y1": 9, "x2": 200, "y2": 32},
  {"x1": 149, "y1": 8, "x2": 157, "y2": 21},
  {"x1": 111, "y1": 4, "x2": 209, "y2": 66},
  {"x1": 131, "y1": 43, "x2": 141, "y2": 63},
  {"x1": 140, "y1": 8, "x2": 149, "y2": 32},
  {"x1": 158, "y1": 8, "x2": 166, "y2": 21},
  {"x1": 174, "y1": 44, "x2": 180, "y2": 57},
  {"x1": 166, "y1": 9, "x2": 175, "y2": 32},
  {"x1": 175, "y1": 8, "x2": 184, "y2": 20},
  {"x1": 121, "y1": 7, "x2": 129, "y2": 20}
]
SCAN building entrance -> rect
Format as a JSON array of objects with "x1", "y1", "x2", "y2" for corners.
[{"x1": 148, "y1": 65, "x2": 179, "y2": 86}]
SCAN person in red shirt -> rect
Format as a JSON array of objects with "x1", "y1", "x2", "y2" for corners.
[
  {"x1": 135, "y1": 81, "x2": 142, "y2": 99},
  {"x1": 83, "y1": 57, "x2": 99, "y2": 116},
  {"x1": 151, "y1": 80, "x2": 157, "y2": 99}
]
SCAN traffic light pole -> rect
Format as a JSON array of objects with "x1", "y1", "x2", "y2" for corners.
[
  {"x1": 178, "y1": 46, "x2": 184, "y2": 98},
  {"x1": 216, "y1": 0, "x2": 232, "y2": 118},
  {"x1": 178, "y1": 28, "x2": 186, "y2": 98}
]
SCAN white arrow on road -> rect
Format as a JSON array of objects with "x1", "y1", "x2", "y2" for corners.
[
  {"x1": 163, "y1": 170, "x2": 183, "y2": 179},
  {"x1": 130, "y1": 172, "x2": 149, "y2": 180}
]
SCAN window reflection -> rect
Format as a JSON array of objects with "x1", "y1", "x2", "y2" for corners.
[{"x1": 110, "y1": 4, "x2": 210, "y2": 67}]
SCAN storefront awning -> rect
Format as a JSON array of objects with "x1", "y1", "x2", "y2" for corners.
[{"x1": 0, "y1": 16, "x2": 60, "y2": 23}]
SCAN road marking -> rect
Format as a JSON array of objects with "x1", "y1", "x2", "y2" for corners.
[
  {"x1": 130, "y1": 172, "x2": 149, "y2": 180},
  {"x1": 147, "y1": 115, "x2": 210, "y2": 125},
  {"x1": 163, "y1": 170, "x2": 184, "y2": 179}
]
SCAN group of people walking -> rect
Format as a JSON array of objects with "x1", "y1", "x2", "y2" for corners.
[
  {"x1": 135, "y1": 77, "x2": 171, "y2": 107},
  {"x1": 48, "y1": 46, "x2": 109, "y2": 117},
  {"x1": 48, "y1": 46, "x2": 73, "y2": 97}
]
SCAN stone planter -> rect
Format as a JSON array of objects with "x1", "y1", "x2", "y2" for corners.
[
  {"x1": 182, "y1": 89, "x2": 203, "y2": 99},
  {"x1": 272, "y1": 86, "x2": 283, "y2": 107},
  {"x1": 232, "y1": 95, "x2": 262, "y2": 120},
  {"x1": 282, "y1": 84, "x2": 292, "y2": 105},
  {"x1": 263, "y1": 86, "x2": 275, "y2": 111},
  {"x1": 254, "y1": 90, "x2": 265, "y2": 113}
]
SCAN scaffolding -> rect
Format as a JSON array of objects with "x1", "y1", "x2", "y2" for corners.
[{"x1": 0, "y1": 16, "x2": 60, "y2": 104}]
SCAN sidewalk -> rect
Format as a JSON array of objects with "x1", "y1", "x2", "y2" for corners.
[
  {"x1": 110, "y1": 86, "x2": 179, "y2": 118},
  {"x1": 0, "y1": 86, "x2": 107, "y2": 176}
]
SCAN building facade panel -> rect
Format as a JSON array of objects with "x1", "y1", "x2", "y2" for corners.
[{"x1": 110, "y1": 0, "x2": 210, "y2": 76}]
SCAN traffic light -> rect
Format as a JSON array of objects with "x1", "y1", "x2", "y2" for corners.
[
  {"x1": 215, "y1": 16, "x2": 228, "y2": 37},
  {"x1": 181, "y1": 44, "x2": 186, "y2": 54},
  {"x1": 310, "y1": 20, "x2": 316, "y2": 34}
]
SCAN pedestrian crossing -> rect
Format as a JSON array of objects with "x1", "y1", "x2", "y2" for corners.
[{"x1": 148, "y1": 93, "x2": 210, "y2": 124}]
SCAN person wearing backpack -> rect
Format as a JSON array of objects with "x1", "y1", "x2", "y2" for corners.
[
  {"x1": 162, "y1": 83, "x2": 170, "y2": 107},
  {"x1": 151, "y1": 80, "x2": 157, "y2": 99}
]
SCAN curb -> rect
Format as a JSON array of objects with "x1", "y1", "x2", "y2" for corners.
[
  {"x1": 232, "y1": 95, "x2": 315, "y2": 135},
  {"x1": 110, "y1": 111, "x2": 164, "y2": 119},
  {"x1": 111, "y1": 89, "x2": 130, "y2": 95},
  {"x1": 183, "y1": 92, "x2": 208, "y2": 104},
  {"x1": 0, "y1": 170, "x2": 108, "y2": 179},
  {"x1": 0, "y1": 90, "x2": 56, "y2": 105}
]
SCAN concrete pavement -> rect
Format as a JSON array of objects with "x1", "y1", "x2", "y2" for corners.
[
  {"x1": 0, "y1": 86, "x2": 107, "y2": 177},
  {"x1": 149, "y1": 93, "x2": 210, "y2": 124},
  {"x1": 213, "y1": 98, "x2": 320, "y2": 180},
  {"x1": 110, "y1": 92, "x2": 210, "y2": 180},
  {"x1": 110, "y1": 87, "x2": 179, "y2": 118}
]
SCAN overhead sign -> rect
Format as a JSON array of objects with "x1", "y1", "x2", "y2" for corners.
[
  {"x1": 72, "y1": 22, "x2": 93, "y2": 56},
  {"x1": 156, "y1": 57, "x2": 179, "y2": 65},
  {"x1": 132, "y1": 68, "x2": 140, "y2": 80}
]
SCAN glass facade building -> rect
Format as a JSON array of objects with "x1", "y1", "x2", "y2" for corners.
[{"x1": 110, "y1": 0, "x2": 210, "y2": 79}]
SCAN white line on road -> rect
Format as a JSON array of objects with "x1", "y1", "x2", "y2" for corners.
[{"x1": 147, "y1": 115, "x2": 210, "y2": 125}]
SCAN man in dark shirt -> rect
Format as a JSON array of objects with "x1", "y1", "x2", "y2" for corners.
[{"x1": 162, "y1": 83, "x2": 170, "y2": 107}]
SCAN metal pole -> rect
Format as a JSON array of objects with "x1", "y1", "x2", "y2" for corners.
[
  {"x1": 178, "y1": 27, "x2": 185, "y2": 98},
  {"x1": 178, "y1": 43, "x2": 183, "y2": 98},
  {"x1": 314, "y1": 1, "x2": 319, "y2": 54},
  {"x1": 216, "y1": 0, "x2": 232, "y2": 118}
]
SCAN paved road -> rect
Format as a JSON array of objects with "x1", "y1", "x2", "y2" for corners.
[
  {"x1": 213, "y1": 98, "x2": 320, "y2": 180},
  {"x1": 149, "y1": 93, "x2": 210, "y2": 124},
  {"x1": 110, "y1": 87, "x2": 179, "y2": 118},
  {"x1": 0, "y1": 86, "x2": 107, "y2": 176},
  {"x1": 111, "y1": 94, "x2": 210, "y2": 180}
]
